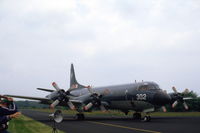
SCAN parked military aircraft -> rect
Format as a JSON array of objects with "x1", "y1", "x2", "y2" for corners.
[{"x1": 6, "y1": 64, "x2": 192, "y2": 122}]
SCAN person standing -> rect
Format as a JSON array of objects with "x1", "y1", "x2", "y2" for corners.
[{"x1": 0, "y1": 96, "x2": 21, "y2": 133}]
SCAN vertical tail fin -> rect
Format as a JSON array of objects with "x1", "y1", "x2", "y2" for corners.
[{"x1": 69, "y1": 64, "x2": 86, "y2": 91}]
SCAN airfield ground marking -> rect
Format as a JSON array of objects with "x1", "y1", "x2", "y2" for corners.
[{"x1": 87, "y1": 121, "x2": 161, "y2": 133}]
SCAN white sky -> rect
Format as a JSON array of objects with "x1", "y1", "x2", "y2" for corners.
[{"x1": 0, "y1": 0, "x2": 200, "y2": 98}]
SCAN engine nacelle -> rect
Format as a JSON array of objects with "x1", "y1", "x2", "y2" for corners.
[{"x1": 46, "y1": 91, "x2": 60, "y2": 100}]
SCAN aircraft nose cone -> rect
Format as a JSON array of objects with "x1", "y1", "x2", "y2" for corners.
[{"x1": 153, "y1": 91, "x2": 171, "y2": 106}]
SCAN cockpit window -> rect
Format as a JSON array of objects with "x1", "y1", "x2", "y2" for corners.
[
  {"x1": 138, "y1": 85, "x2": 149, "y2": 90},
  {"x1": 155, "y1": 84, "x2": 160, "y2": 89},
  {"x1": 148, "y1": 85, "x2": 156, "y2": 90},
  {"x1": 138, "y1": 84, "x2": 160, "y2": 90},
  {"x1": 148, "y1": 84, "x2": 160, "y2": 90}
]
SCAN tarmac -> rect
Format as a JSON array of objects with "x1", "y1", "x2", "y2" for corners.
[{"x1": 21, "y1": 109, "x2": 200, "y2": 133}]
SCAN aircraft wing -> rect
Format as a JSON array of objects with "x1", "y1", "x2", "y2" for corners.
[{"x1": 5, "y1": 94, "x2": 51, "y2": 104}]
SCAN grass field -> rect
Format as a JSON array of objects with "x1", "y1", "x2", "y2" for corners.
[
  {"x1": 32, "y1": 108, "x2": 200, "y2": 117},
  {"x1": 8, "y1": 115, "x2": 64, "y2": 133}
]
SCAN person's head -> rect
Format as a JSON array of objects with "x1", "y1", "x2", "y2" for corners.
[{"x1": 0, "y1": 98, "x2": 11, "y2": 107}]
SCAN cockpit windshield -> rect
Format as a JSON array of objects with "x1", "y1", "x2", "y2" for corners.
[
  {"x1": 148, "y1": 84, "x2": 160, "y2": 90},
  {"x1": 138, "y1": 85, "x2": 149, "y2": 90},
  {"x1": 138, "y1": 83, "x2": 160, "y2": 90}
]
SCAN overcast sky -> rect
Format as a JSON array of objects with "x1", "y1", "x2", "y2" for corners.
[{"x1": 0, "y1": 0, "x2": 200, "y2": 98}]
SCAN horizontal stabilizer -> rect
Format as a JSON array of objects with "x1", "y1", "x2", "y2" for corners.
[{"x1": 37, "y1": 88, "x2": 54, "y2": 92}]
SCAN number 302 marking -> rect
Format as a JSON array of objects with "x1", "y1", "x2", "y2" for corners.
[{"x1": 136, "y1": 94, "x2": 147, "y2": 101}]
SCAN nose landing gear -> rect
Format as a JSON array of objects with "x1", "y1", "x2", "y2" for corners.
[
  {"x1": 132, "y1": 113, "x2": 151, "y2": 122},
  {"x1": 142, "y1": 115, "x2": 151, "y2": 122}
]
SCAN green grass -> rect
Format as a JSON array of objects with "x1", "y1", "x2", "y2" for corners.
[
  {"x1": 151, "y1": 112, "x2": 200, "y2": 117},
  {"x1": 8, "y1": 115, "x2": 64, "y2": 133},
  {"x1": 31, "y1": 108, "x2": 200, "y2": 117}
]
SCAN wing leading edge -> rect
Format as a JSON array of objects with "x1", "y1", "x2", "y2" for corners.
[{"x1": 5, "y1": 94, "x2": 51, "y2": 104}]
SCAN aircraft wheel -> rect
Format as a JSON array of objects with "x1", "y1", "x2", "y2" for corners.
[
  {"x1": 147, "y1": 116, "x2": 151, "y2": 121},
  {"x1": 75, "y1": 113, "x2": 85, "y2": 120},
  {"x1": 80, "y1": 114, "x2": 85, "y2": 120},
  {"x1": 143, "y1": 116, "x2": 151, "y2": 122},
  {"x1": 133, "y1": 113, "x2": 141, "y2": 120}
]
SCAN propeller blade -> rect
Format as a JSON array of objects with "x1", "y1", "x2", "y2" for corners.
[
  {"x1": 52, "y1": 82, "x2": 61, "y2": 91},
  {"x1": 67, "y1": 101, "x2": 75, "y2": 110},
  {"x1": 183, "y1": 88, "x2": 189, "y2": 94},
  {"x1": 87, "y1": 85, "x2": 95, "y2": 94},
  {"x1": 183, "y1": 97, "x2": 193, "y2": 100},
  {"x1": 84, "y1": 102, "x2": 93, "y2": 111},
  {"x1": 162, "y1": 106, "x2": 167, "y2": 112},
  {"x1": 183, "y1": 102, "x2": 189, "y2": 110},
  {"x1": 172, "y1": 100, "x2": 178, "y2": 108},
  {"x1": 171, "y1": 87, "x2": 191, "y2": 110},
  {"x1": 172, "y1": 86, "x2": 178, "y2": 93},
  {"x1": 50, "y1": 99, "x2": 60, "y2": 109}
]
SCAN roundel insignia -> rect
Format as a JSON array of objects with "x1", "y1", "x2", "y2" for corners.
[{"x1": 72, "y1": 84, "x2": 78, "y2": 88}]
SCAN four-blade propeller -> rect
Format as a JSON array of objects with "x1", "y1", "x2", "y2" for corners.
[
  {"x1": 50, "y1": 82, "x2": 75, "y2": 110},
  {"x1": 83, "y1": 86, "x2": 107, "y2": 112},
  {"x1": 171, "y1": 86, "x2": 192, "y2": 110}
]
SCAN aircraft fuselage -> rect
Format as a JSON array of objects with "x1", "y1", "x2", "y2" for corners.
[{"x1": 70, "y1": 81, "x2": 171, "y2": 112}]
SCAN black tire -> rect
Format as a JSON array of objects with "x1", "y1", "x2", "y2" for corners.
[
  {"x1": 75, "y1": 114, "x2": 85, "y2": 120},
  {"x1": 147, "y1": 116, "x2": 151, "y2": 122},
  {"x1": 142, "y1": 116, "x2": 151, "y2": 122},
  {"x1": 133, "y1": 113, "x2": 141, "y2": 120},
  {"x1": 80, "y1": 114, "x2": 85, "y2": 120},
  {"x1": 143, "y1": 116, "x2": 148, "y2": 122}
]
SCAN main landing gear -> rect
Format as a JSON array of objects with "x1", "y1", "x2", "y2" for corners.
[
  {"x1": 133, "y1": 113, "x2": 141, "y2": 120},
  {"x1": 142, "y1": 115, "x2": 151, "y2": 122},
  {"x1": 75, "y1": 113, "x2": 85, "y2": 120},
  {"x1": 132, "y1": 113, "x2": 151, "y2": 122}
]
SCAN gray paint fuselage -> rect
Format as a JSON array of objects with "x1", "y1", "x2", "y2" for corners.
[{"x1": 70, "y1": 81, "x2": 170, "y2": 112}]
